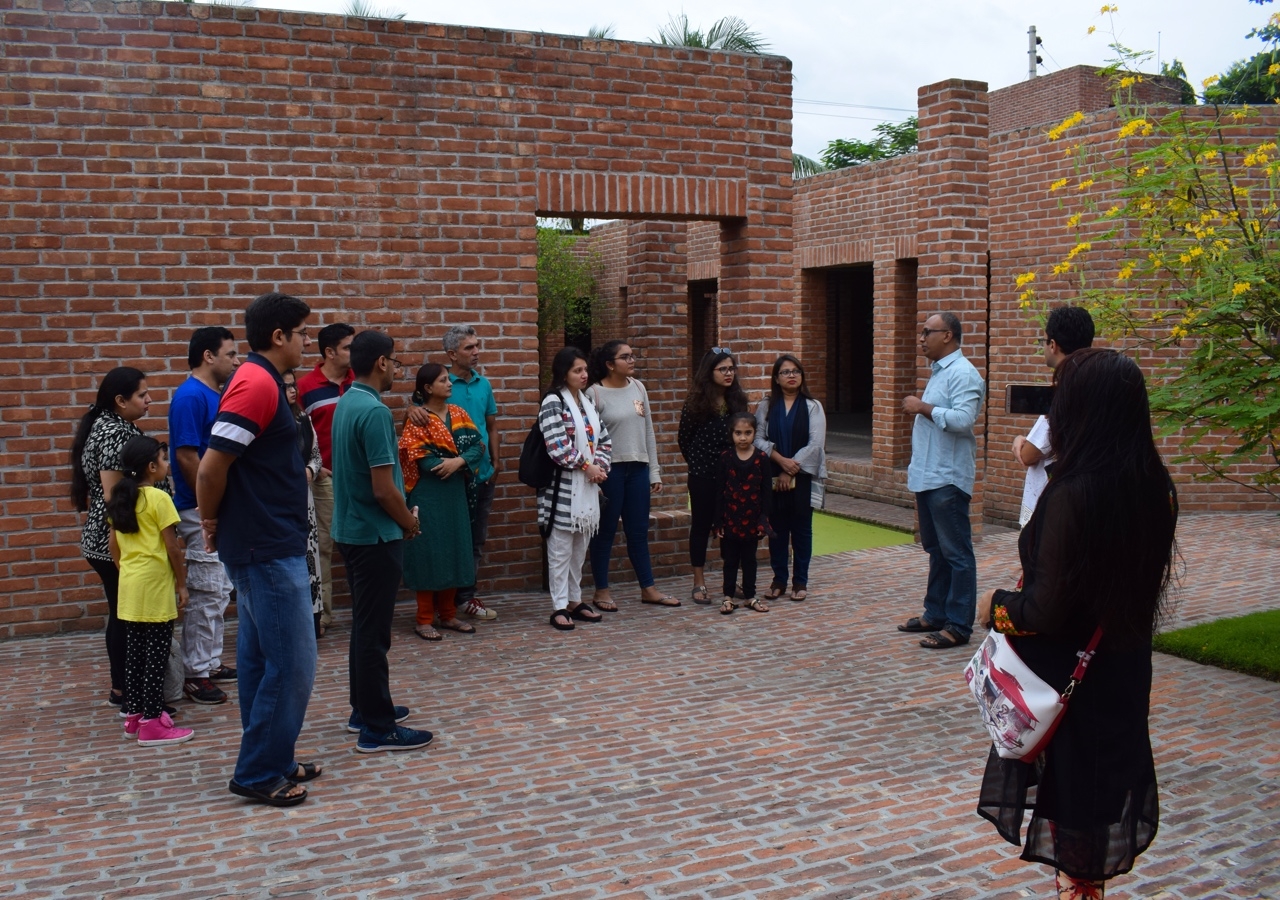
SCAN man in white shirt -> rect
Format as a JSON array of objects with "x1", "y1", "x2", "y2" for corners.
[{"x1": 1013, "y1": 305, "x2": 1095, "y2": 526}]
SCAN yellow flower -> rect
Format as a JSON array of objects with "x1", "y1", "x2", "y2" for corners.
[
  {"x1": 1078, "y1": 178, "x2": 1095, "y2": 191},
  {"x1": 1087, "y1": 25, "x2": 1097, "y2": 35},
  {"x1": 1187, "y1": 246, "x2": 1203, "y2": 258},
  {"x1": 1052, "y1": 262, "x2": 1071, "y2": 275},
  {"x1": 1015, "y1": 271, "x2": 1037, "y2": 289},
  {"x1": 1202, "y1": 74, "x2": 1221, "y2": 88},
  {"x1": 1199, "y1": 149, "x2": 1218, "y2": 161},
  {"x1": 1119, "y1": 76, "x2": 1136, "y2": 88},
  {"x1": 1066, "y1": 242, "x2": 1092, "y2": 260},
  {"x1": 1118, "y1": 264, "x2": 1134, "y2": 280},
  {"x1": 1066, "y1": 213, "x2": 1082, "y2": 229},
  {"x1": 1048, "y1": 111, "x2": 1085, "y2": 141},
  {"x1": 1103, "y1": 204, "x2": 1123, "y2": 218},
  {"x1": 1269, "y1": 64, "x2": 1280, "y2": 77},
  {"x1": 1170, "y1": 325, "x2": 1188, "y2": 340},
  {"x1": 1050, "y1": 177, "x2": 1069, "y2": 192},
  {"x1": 1233, "y1": 282, "x2": 1252, "y2": 295},
  {"x1": 1099, "y1": 4, "x2": 1117, "y2": 13}
]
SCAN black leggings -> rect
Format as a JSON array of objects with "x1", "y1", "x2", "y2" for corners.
[
  {"x1": 86, "y1": 556, "x2": 125, "y2": 694},
  {"x1": 124, "y1": 619, "x2": 173, "y2": 719},
  {"x1": 687, "y1": 475, "x2": 719, "y2": 568},
  {"x1": 720, "y1": 535, "x2": 759, "y2": 600}
]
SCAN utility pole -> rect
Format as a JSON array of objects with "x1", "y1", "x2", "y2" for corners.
[{"x1": 1028, "y1": 26, "x2": 1042, "y2": 80}]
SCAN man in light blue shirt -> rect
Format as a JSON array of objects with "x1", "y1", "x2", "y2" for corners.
[{"x1": 897, "y1": 312, "x2": 986, "y2": 650}]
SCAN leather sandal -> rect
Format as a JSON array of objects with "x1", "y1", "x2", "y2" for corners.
[
  {"x1": 549, "y1": 610, "x2": 575, "y2": 631},
  {"x1": 567, "y1": 602, "x2": 602, "y2": 623}
]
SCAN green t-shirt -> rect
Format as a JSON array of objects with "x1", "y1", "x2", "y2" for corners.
[{"x1": 330, "y1": 381, "x2": 405, "y2": 546}]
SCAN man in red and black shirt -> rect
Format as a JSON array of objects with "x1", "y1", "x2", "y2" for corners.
[
  {"x1": 197, "y1": 291, "x2": 319, "y2": 808},
  {"x1": 296, "y1": 322, "x2": 354, "y2": 635}
]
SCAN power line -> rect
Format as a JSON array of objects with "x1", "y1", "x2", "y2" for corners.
[
  {"x1": 793, "y1": 110, "x2": 901, "y2": 122},
  {"x1": 794, "y1": 98, "x2": 916, "y2": 113}
]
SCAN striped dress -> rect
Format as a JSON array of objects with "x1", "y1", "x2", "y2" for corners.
[{"x1": 536, "y1": 391, "x2": 612, "y2": 531}]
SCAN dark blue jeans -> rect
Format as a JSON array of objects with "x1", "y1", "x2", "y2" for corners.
[
  {"x1": 915, "y1": 485, "x2": 976, "y2": 642},
  {"x1": 589, "y1": 461, "x2": 655, "y2": 590},
  {"x1": 768, "y1": 474, "x2": 813, "y2": 590},
  {"x1": 223, "y1": 556, "x2": 317, "y2": 791}
]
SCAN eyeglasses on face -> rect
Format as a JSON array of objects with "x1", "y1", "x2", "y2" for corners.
[
  {"x1": 714, "y1": 365, "x2": 737, "y2": 375},
  {"x1": 777, "y1": 369, "x2": 802, "y2": 378},
  {"x1": 614, "y1": 353, "x2": 636, "y2": 362},
  {"x1": 388, "y1": 357, "x2": 406, "y2": 372},
  {"x1": 920, "y1": 328, "x2": 950, "y2": 338},
  {"x1": 289, "y1": 328, "x2": 309, "y2": 340}
]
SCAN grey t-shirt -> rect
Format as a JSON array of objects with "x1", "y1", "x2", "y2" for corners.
[{"x1": 589, "y1": 379, "x2": 661, "y2": 484}]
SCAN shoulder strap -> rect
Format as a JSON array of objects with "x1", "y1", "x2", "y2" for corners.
[{"x1": 1062, "y1": 626, "x2": 1104, "y2": 698}]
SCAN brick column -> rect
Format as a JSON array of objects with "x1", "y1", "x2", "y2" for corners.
[
  {"x1": 717, "y1": 210, "x2": 794, "y2": 402},
  {"x1": 872, "y1": 258, "x2": 919, "y2": 470},
  {"x1": 915, "y1": 79, "x2": 990, "y2": 530}
]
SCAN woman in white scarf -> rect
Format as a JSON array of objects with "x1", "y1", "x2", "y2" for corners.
[{"x1": 537, "y1": 347, "x2": 613, "y2": 631}]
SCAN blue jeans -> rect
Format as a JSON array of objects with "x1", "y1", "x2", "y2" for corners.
[
  {"x1": 223, "y1": 556, "x2": 317, "y2": 790},
  {"x1": 589, "y1": 461, "x2": 656, "y2": 590},
  {"x1": 915, "y1": 485, "x2": 976, "y2": 642},
  {"x1": 768, "y1": 474, "x2": 813, "y2": 590}
]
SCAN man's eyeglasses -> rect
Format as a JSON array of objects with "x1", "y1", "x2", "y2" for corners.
[
  {"x1": 289, "y1": 328, "x2": 309, "y2": 340},
  {"x1": 920, "y1": 328, "x2": 950, "y2": 338},
  {"x1": 388, "y1": 357, "x2": 406, "y2": 373}
]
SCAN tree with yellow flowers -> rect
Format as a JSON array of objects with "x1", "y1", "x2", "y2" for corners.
[{"x1": 1020, "y1": 5, "x2": 1280, "y2": 497}]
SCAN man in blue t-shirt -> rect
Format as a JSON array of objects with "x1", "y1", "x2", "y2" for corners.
[{"x1": 170, "y1": 326, "x2": 240, "y2": 705}]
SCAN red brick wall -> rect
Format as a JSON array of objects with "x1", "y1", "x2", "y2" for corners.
[
  {"x1": 989, "y1": 65, "x2": 1187, "y2": 135},
  {"x1": 0, "y1": 0, "x2": 793, "y2": 637}
]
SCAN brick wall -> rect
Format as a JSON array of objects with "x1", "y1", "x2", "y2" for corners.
[
  {"x1": 0, "y1": 0, "x2": 792, "y2": 637},
  {"x1": 989, "y1": 65, "x2": 1186, "y2": 135}
]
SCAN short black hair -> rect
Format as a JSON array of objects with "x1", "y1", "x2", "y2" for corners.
[
  {"x1": 318, "y1": 322, "x2": 356, "y2": 358},
  {"x1": 938, "y1": 312, "x2": 963, "y2": 344},
  {"x1": 187, "y1": 326, "x2": 234, "y2": 369},
  {"x1": 729, "y1": 412, "x2": 757, "y2": 432},
  {"x1": 1045, "y1": 305, "x2": 1096, "y2": 355},
  {"x1": 244, "y1": 292, "x2": 310, "y2": 352},
  {"x1": 349, "y1": 330, "x2": 394, "y2": 376}
]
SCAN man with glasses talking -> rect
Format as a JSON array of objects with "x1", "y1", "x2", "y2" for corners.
[{"x1": 897, "y1": 313, "x2": 986, "y2": 650}]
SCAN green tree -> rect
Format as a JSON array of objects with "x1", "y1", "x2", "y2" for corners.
[
  {"x1": 1160, "y1": 59, "x2": 1198, "y2": 105},
  {"x1": 536, "y1": 227, "x2": 598, "y2": 357},
  {"x1": 1205, "y1": 49, "x2": 1280, "y2": 104},
  {"x1": 587, "y1": 24, "x2": 616, "y2": 39},
  {"x1": 1019, "y1": 10, "x2": 1280, "y2": 495},
  {"x1": 654, "y1": 14, "x2": 768, "y2": 54},
  {"x1": 343, "y1": 0, "x2": 405, "y2": 19},
  {"x1": 793, "y1": 153, "x2": 826, "y2": 177},
  {"x1": 819, "y1": 117, "x2": 918, "y2": 169}
]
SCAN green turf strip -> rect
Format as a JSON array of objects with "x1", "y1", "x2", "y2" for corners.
[
  {"x1": 811, "y1": 511, "x2": 913, "y2": 557},
  {"x1": 1153, "y1": 609, "x2": 1280, "y2": 682}
]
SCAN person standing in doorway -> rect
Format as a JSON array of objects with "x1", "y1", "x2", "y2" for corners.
[
  {"x1": 440, "y1": 325, "x2": 499, "y2": 622},
  {"x1": 896, "y1": 312, "x2": 986, "y2": 650},
  {"x1": 198, "y1": 292, "x2": 319, "y2": 807},
  {"x1": 296, "y1": 322, "x2": 355, "y2": 637},
  {"x1": 330, "y1": 330, "x2": 433, "y2": 753},
  {"x1": 169, "y1": 326, "x2": 240, "y2": 706}
]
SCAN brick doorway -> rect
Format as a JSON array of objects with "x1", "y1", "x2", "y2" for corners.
[
  {"x1": 823, "y1": 266, "x2": 873, "y2": 459},
  {"x1": 688, "y1": 278, "x2": 719, "y2": 380}
]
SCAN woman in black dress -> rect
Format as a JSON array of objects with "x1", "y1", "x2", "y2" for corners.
[
  {"x1": 677, "y1": 348, "x2": 747, "y2": 604},
  {"x1": 975, "y1": 348, "x2": 1178, "y2": 899}
]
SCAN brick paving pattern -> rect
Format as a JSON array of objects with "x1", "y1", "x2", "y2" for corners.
[{"x1": 1, "y1": 513, "x2": 1276, "y2": 899}]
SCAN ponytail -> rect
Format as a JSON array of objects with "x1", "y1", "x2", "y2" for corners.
[
  {"x1": 104, "y1": 435, "x2": 161, "y2": 534},
  {"x1": 70, "y1": 367, "x2": 145, "y2": 512}
]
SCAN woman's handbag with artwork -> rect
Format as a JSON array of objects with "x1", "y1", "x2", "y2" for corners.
[{"x1": 963, "y1": 626, "x2": 1103, "y2": 760}]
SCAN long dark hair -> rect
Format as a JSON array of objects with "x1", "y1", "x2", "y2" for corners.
[
  {"x1": 588, "y1": 340, "x2": 628, "y2": 386},
  {"x1": 1030, "y1": 348, "x2": 1177, "y2": 644},
  {"x1": 70, "y1": 367, "x2": 146, "y2": 512},
  {"x1": 767, "y1": 354, "x2": 812, "y2": 410},
  {"x1": 685, "y1": 349, "x2": 747, "y2": 424},
  {"x1": 546, "y1": 346, "x2": 587, "y2": 397},
  {"x1": 412, "y1": 362, "x2": 448, "y2": 405},
  {"x1": 104, "y1": 435, "x2": 164, "y2": 534}
]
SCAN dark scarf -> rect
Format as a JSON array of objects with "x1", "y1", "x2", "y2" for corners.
[{"x1": 768, "y1": 394, "x2": 810, "y2": 475}]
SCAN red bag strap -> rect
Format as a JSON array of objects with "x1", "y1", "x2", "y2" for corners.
[{"x1": 1062, "y1": 626, "x2": 1104, "y2": 699}]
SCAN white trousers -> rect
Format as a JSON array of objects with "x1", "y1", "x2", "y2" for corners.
[
  {"x1": 176, "y1": 508, "x2": 233, "y2": 678},
  {"x1": 546, "y1": 527, "x2": 588, "y2": 611}
]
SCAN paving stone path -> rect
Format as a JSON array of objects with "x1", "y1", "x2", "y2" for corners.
[{"x1": 1, "y1": 513, "x2": 1276, "y2": 899}]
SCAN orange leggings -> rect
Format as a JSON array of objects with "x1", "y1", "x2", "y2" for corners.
[{"x1": 416, "y1": 589, "x2": 457, "y2": 626}]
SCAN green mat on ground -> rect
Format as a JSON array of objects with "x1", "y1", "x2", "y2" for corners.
[
  {"x1": 1153, "y1": 609, "x2": 1280, "y2": 682},
  {"x1": 812, "y1": 511, "x2": 913, "y2": 556}
]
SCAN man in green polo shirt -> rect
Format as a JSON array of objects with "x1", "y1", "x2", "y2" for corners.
[
  {"x1": 442, "y1": 325, "x2": 499, "y2": 621},
  {"x1": 331, "y1": 330, "x2": 432, "y2": 753}
]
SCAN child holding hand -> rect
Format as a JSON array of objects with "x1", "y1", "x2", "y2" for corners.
[
  {"x1": 107, "y1": 435, "x2": 194, "y2": 747},
  {"x1": 713, "y1": 413, "x2": 774, "y2": 615}
]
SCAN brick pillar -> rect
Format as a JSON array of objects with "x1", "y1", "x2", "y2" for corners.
[
  {"x1": 718, "y1": 211, "x2": 795, "y2": 402},
  {"x1": 625, "y1": 221, "x2": 689, "y2": 515},
  {"x1": 915, "y1": 79, "x2": 990, "y2": 530},
  {"x1": 872, "y1": 258, "x2": 919, "y2": 469}
]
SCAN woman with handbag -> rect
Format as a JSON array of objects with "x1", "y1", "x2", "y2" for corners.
[
  {"x1": 974, "y1": 348, "x2": 1177, "y2": 900},
  {"x1": 677, "y1": 348, "x2": 748, "y2": 604},
  {"x1": 538, "y1": 347, "x2": 612, "y2": 631},
  {"x1": 753, "y1": 354, "x2": 827, "y2": 602}
]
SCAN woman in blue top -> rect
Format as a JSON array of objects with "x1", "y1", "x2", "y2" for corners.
[{"x1": 754, "y1": 354, "x2": 827, "y2": 602}]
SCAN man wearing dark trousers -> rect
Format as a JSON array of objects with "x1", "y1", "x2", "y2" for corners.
[{"x1": 330, "y1": 330, "x2": 432, "y2": 753}]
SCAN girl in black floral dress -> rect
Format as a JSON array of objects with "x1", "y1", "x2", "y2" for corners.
[{"x1": 712, "y1": 413, "x2": 773, "y2": 615}]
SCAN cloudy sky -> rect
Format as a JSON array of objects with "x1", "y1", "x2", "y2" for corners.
[{"x1": 254, "y1": 0, "x2": 1271, "y2": 158}]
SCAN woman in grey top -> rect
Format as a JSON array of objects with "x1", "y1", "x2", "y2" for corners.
[{"x1": 586, "y1": 341, "x2": 680, "y2": 610}]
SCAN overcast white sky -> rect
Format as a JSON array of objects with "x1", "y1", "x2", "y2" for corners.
[{"x1": 254, "y1": 0, "x2": 1271, "y2": 158}]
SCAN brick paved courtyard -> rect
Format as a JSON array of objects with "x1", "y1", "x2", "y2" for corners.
[{"x1": 1, "y1": 513, "x2": 1276, "y2": 899}]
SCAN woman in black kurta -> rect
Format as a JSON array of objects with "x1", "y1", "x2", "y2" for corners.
[{"x1": 974, "y1": 348, "x2": 1177, "y2": 899}]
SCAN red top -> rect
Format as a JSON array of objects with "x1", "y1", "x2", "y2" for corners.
[{"x1": 295, "y1": 363, "x2": 354, "y2": 470}]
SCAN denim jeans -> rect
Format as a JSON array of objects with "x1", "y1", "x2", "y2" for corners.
[
  {"x1": 456, "y1": 479, "x2": 494, "y2": 606},
  {"x1": 589, "y1": 461, "x2": 656, "y2": 590},
  {"x1": 223, "y1": 556, "x2": 317, "y2": 791},
  {"x1": 915, "y1": 484, "x2": 977, "y2": 641},
  {"x1": 338, "y1": 540, "x2": 404, "y2": 735},
  {"x1": 768, "y1": 474, "x2": 813, "y2": 590}
]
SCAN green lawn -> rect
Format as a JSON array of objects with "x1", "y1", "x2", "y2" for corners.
[
  {"x1": 1153, "y1": 609, "x2": 1280, "y2": 682},
  {"x1": 811, "y1": 511, "x2": 913, "y2": 556}
]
